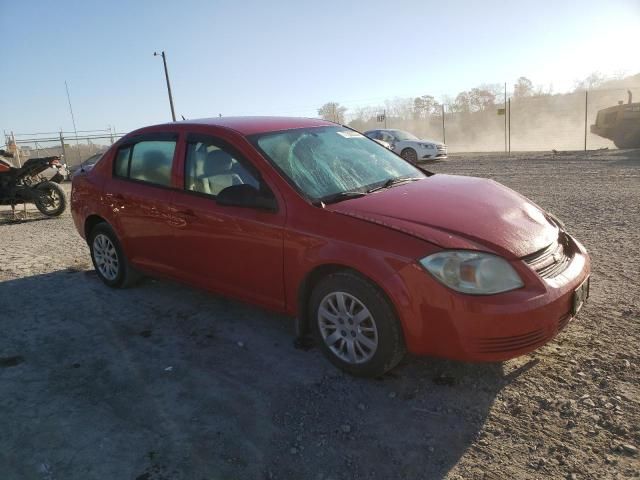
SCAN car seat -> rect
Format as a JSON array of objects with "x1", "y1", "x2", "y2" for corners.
[{"x1": 198, "y1": 149, "x2": 243, "y2": 195}]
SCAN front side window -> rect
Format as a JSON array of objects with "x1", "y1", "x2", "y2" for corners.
[
  {"x1": 366, "y1": 131, "x2": 381, "y2": 140},
  {"x1": 252, "y1": 126, "x2": 424, "y2": 201},
  {"x1": 380, "y1": 132, "x2": 395, "y2": 143},
  {"x1": 114, "y1": 139, "x2": 176, "y2": 187},
  {"x1": 392, "y1": 130, "x2": 419, "y2": 141},
  {"x1": 185, "y1": 140, "x2": 260, "y2": 196}
]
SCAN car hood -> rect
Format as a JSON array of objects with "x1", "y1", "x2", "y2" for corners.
[{"x1": 327, "y1": 174, "x2": 558, "y2": 258}]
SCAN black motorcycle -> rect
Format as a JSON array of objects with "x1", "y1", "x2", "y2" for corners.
[{"x1": 0, "y1": 150, "x2": 67, "y2": 217}]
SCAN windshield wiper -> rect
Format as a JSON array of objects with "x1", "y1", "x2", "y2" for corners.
[
  {"x1": 367, "y1": 176, "x2": 422, "y2": 193},
  {"x1": 314, "y1": 191, "x2": 367, "y2": 206}
]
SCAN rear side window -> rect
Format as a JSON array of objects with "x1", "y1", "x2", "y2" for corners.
[
  {"x1": 114, "y1": 147, "x2": 131, "y2": 177},
  {"x1": 114, "y1": 140, "x2": 176, "y2": 187}
]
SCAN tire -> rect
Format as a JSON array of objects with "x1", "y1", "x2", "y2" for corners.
[
  {"x1": 613, "y1": 131, "x2": 640, "y2": 149},
  {"x1": 34, "y1": 181, "x2": 67, "y2": 216},
  {"x1": 401, "y1": 148, "x2": 418, "y2": 164},
  {"x1": 88, "y1": 222, "x2": 141, "y2": 288},
  {"x1": 309, "y1": 271, "x2": 406, "y2": 377}
]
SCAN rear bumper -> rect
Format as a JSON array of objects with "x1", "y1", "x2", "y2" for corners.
[{"x1": 386, "y1": 239, "x2": 591, "y2": 362}]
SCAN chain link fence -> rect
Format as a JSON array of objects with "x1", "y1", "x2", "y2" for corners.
[
  {"x1": 3, "y1": 129, "x2": 125, "y2": 170},
  {"x1": 4, "y1": 86, "x2": 638, "y2": 159},
  {"x1": 346, "y1": 87, "x2": 638, "y2": 152}
]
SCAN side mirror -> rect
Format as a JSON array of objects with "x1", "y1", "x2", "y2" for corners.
[{"x1": 216, "y1": 184, "x2": 277, "y2": 211}]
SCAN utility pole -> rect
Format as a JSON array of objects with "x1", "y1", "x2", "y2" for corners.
[
  {"x1": 59, "y1": 131, "x2": 67, "y2": 161},
  {"x1": 441, "y1": 104, "x2": 446, "y2": 144},
  {"x1": 508, "y1": 98, "x2": 511, "y2": 154},
  {"x1": 154, "y1": 51, "x2": 177, "y2": 122},
  {"x1": 584, "y1": 91, "x2": 588, "y2": 151},
  {"x1": 504, "y1": 82, "x2": 507, "y2": 153}
]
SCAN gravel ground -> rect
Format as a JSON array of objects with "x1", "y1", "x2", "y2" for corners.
[{"x1": 0, "y1": 149, "x2": 638, "y2": 480}]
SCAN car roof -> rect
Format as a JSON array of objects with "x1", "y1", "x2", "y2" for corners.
[{"x1": 138, "y1": 116, "x2": 337, "y2": 136}]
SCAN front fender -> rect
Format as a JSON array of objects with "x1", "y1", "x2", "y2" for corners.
[{"x1": 282, "y1": 208, "x2": 437, "y2": 322}]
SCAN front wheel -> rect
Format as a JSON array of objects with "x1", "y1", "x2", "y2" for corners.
[
  {"x1": 401, "y1": 148, "x2": 418, "y2": 164},
  {"x1": 310, "y1": 271, "x2": 406, "y2": 377},
  {"x1": 34, "y1": 181, "x2": 67, "y2": 216}
]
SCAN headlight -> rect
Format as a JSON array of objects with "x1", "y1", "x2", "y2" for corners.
[
  {"x1": 419, "y1": 251, "x2": 524, "y2": 295},
  {"x1": 546, "y1": 211, "x2": 566, "y2": 230},
  {"x1": 420, "y1": 143, "x2": 435, "y2": 149}
]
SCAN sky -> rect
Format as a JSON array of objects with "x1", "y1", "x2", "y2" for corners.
[{"x1": 1, "y1": 0, "x2": 639, "y2": 138}]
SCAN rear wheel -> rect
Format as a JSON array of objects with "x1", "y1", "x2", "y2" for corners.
[
  {"x1": 89, "y1": 223, "x2": 141, "y2": 288},
  {"x1": 34, "y1": 181, "x2": 66, "y2": 216},
  {"x1": 401, "y1": 148, "x2": 418, "y2": 164},
  {"x1": 613, "y1": 131, "x2": 640, "y2": 149},
  {"x1": 309, "y1": 271, "x2": 406, "y2": 377}
]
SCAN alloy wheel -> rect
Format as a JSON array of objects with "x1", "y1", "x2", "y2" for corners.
[
  {"x1": 402, "y1": 148, "x2": 417, "y2": 163},
  {"x1": 92, "y1": 233, "x2": 119, "y2": 281},
  {"x1": 317, "y1": 291, "x2": 379, "y2": 364}
]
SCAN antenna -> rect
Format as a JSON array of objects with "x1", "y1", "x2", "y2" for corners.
[{"x1": 65, "y1": 81, "x2": 81, "y2": 164}]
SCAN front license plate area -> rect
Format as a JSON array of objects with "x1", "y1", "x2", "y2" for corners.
[{"x1": 572, "y1": 276, "x2": 590, "y2": 316}]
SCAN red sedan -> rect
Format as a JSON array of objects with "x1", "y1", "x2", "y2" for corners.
[{"x1": 71, "y1": 117, "x2": 590, "y2": 377}]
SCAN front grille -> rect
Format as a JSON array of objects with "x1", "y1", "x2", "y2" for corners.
[
  {"x1": 472, "y1": 328, "x2": 548, "y2": 354},
  {"x1": 471, "y1": 315, "x2": 572, "y2": 355},
  {"x1": 522, "y1": 233, "x2": 573, "y2": 279}
]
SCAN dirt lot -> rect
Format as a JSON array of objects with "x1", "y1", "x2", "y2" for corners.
[{"x1": 1, "y1": 149, "x2": 638, "y2": 480}]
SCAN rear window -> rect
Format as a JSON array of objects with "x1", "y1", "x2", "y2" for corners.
[{"x1": 113, "y1": 140, "x2": 176, "y2": 187}]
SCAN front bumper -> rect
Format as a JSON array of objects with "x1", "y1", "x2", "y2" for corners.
[
  {"x1": 387, "y1": 236, "x2": 591, "y2": 362},
  {"x1": 421, "y1": 145, "x2": 448, "y2": 159}
]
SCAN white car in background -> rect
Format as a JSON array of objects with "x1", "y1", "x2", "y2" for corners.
[
  {"x1": 372, "y1": 138, "x2": 393, "y2": 149},
  {"x1": 364, "y1": 129, "x2": 447, "y2": 163}
]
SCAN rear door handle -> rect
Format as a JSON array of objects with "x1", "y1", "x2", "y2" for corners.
[
  {"x1": 171, "y1": 208, "x2": 198, "y2": 218},
  {"x1": 105, "y1": 193, "x2": 124, "y2": 200}
]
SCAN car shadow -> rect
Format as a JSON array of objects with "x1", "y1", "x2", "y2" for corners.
[{"x1": 0, "y1": 269, "x2": 507, "y2": 479}]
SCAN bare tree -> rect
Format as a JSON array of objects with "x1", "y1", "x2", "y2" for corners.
[
  {"x1": 533, "y1": 83, "x2": 553, "y2": 97},
  {"x1": 468, "y1": 87, "x2": 496, "y2": 112},
  {"x1": 413, "y1": 95, "x2": 439, "y2": 119},
  {"x1": 318, "y1": 102, "x2": 347, "y2": 123},
  {"x1": 513, "y1": 77, "x2": 534, "y2": 97},
  {"x1": 452, "y1": 91, "x2": 471, "y2": 113},
  {"x1": 573, "y1": 72, "x2": 607, "y2": 91},
  {"x1": 385, "y1": 97, "x2": 414, "y2": 120},
  {"x1": 348, "y1": 106, "x2": 381, "y2": 131}
]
